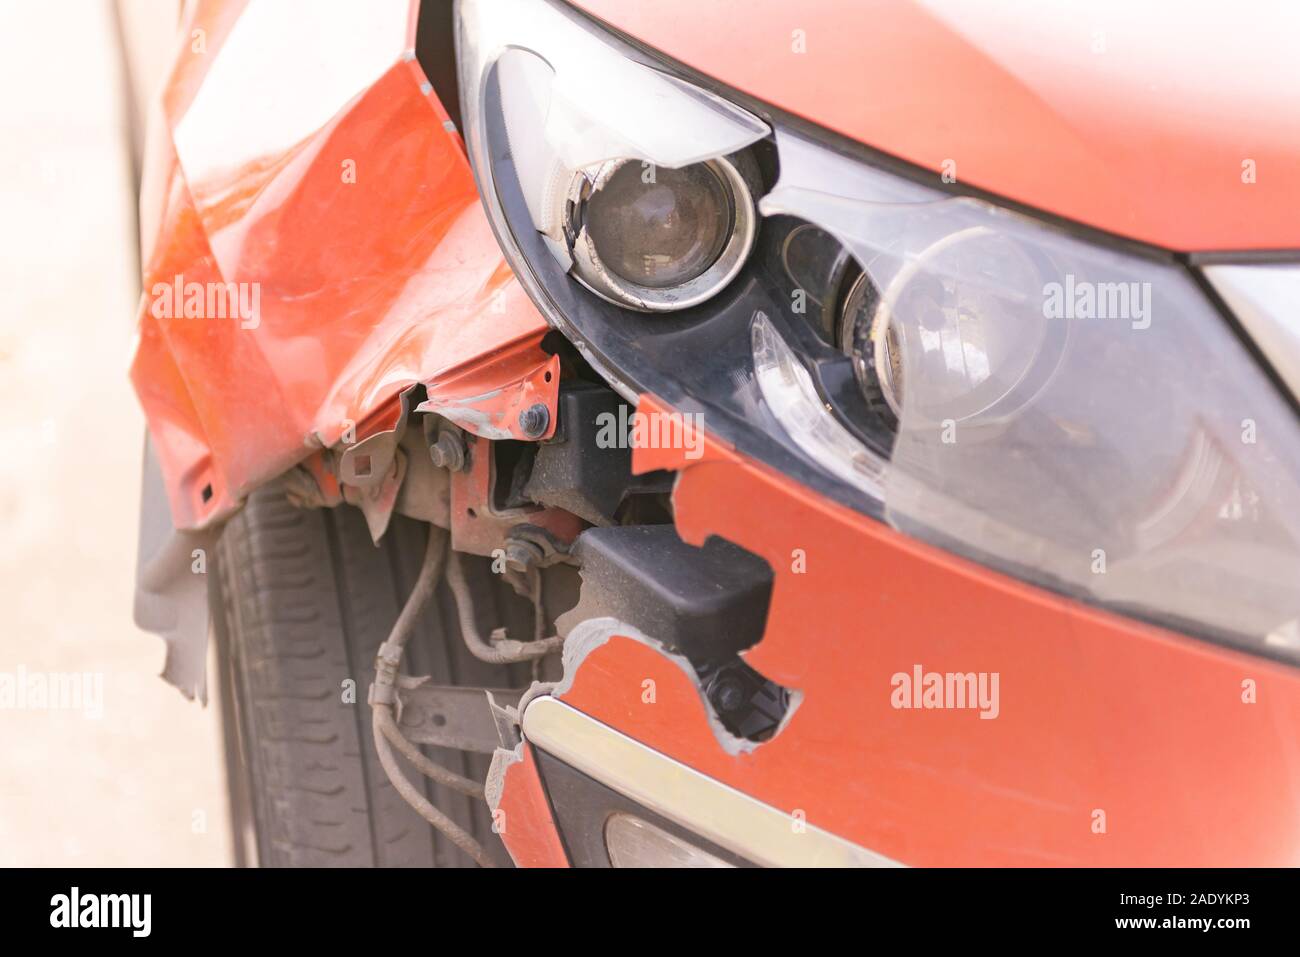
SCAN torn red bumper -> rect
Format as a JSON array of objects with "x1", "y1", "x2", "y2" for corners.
[{"x1": 493, "y1": 397, "x2": 1300, "y2": 867}]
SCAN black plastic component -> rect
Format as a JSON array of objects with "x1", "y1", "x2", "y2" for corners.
[
  {"x1": 414, "y1": 0, "x2": 460, "y2": 130},
  {"x1": 567, "y1": 525, "x2": 773, "y2": 661},
  {"x1": 696, "y1": 657, "x2": 790, "y2": 742},
  {"x1": 491, "y1": 439, "x2": 538, "y2": 512},
  {"x1": 522, "y1": 382, "x2": 669, "y2": 525}
]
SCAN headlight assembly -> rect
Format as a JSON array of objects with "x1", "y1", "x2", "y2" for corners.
[
  {"x1": 485, "y1": 24, "x2": 766, "y2": 313},
  {"x1": 456, "y1": 0, "x2": 1300, "y2": 663}
]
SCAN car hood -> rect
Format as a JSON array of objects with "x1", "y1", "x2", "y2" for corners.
[{"x1": 571, "y1": 0, "x2": 1300, "y2": 252}]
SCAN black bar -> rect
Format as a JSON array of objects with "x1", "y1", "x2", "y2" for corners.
[{"x1": 2, "y1": 867, "x2": 1291, "y2": 941}]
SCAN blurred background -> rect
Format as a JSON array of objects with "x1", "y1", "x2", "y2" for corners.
[{"x1": 0, "y1": 0, "x2": 231, "y2": 865}]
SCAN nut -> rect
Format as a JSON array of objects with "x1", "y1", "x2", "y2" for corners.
[
  {"x1": 517, "y1": 403, "x2": 550, "y2": 439},
  {"x1": 428, "y1": 432, "x2": 466, "y2": 471}
]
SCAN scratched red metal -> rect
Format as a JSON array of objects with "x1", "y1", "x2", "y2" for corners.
[{"x1": 418, "y1": 345, "x2": 560, "y2": 443}]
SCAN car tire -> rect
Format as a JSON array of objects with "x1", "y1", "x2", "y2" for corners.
[{"x1": 211, "y1": 484, "x2": 520, "y2": 867}]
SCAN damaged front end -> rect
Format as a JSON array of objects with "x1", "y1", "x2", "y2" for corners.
[
  {"x1": 130, "y1": 0, "x2": 803, "y2": 868},
  {"x1": 133, "y1": 0, "x2": 1300, "y2": 868}
]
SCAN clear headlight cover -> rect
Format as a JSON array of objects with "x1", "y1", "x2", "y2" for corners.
[
  {"x1": 761, "y1": 130, "x2": 1300, "y2": 652},
  {"x1": 457, "y1": 0, "x2": 1300, "y2": 660}
]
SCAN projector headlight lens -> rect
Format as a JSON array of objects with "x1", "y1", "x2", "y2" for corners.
[
  {"x1": 569, "y1": 156, "x2": 756, "y2": 311},
  {"x1": 584, "y1": 161, "x2": 731, "y2": 288}
]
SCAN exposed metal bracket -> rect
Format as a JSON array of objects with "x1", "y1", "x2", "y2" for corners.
[{"x1": 396, "y1": 682, "x2": 524, "y2": 754}]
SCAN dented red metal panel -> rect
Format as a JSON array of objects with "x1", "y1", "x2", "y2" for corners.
[
  {"x1": 516, "y1": 394, "x2": 1300, "y2": 867},
  {"x1": 131, "y1": 0, "x2": 552, "y2": 529}
]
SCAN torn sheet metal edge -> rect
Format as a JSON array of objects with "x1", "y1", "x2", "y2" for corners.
[
  {"x1": 552, "y1": 617, "x2": 794, "y2": 756},
  {"x1": 135, "y1": 18, "x2": 546, "y2": 536},
  {"x1": 484, "y1": 741, "x2": 571, "y2": 867},
  {"x1": 415, "y1": 346, "x2": 560, "y2": 442},
  {"x1": 335, "y1": 385, "x2": 419, "y2": 542}
]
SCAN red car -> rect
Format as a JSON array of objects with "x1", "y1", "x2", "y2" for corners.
[{"x1": 131, "y1": 0, "x2": 1300, "y2": 867}]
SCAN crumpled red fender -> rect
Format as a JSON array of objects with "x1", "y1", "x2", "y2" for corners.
[{"x1": 130, "y1": 0, "x2": 555, "y2": 531}]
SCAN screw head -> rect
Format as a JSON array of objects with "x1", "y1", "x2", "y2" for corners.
[
  {"x1": 518, "y1": 403, "x2": 550, "y2": 439},
  {"x1": 710, "y1": 674, "x2": 749, "y2": 715}
]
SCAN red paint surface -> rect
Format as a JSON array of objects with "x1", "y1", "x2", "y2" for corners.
[
  {"x1": 493, "y1": 745, "x2": 571, "y2": 868},
  {"x1": 538, "y1": 394, "x2": 1300, "y2": 866}
]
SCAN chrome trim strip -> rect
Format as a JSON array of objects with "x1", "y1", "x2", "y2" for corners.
[{"x1": 520, "y1": 695, "x2": 901, "y2": 868}]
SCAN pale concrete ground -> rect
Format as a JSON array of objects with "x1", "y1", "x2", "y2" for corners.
[{"x1": 0, "y1": 0, "x2": 232, "y2": 866}]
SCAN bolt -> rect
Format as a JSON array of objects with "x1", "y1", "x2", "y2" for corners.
[
  {"x1": 429, "y1": 432, "x2": 466, "y2": 471},
  {"x1": 518, "y1": 403, "x2": 550, "y2": 439},
  {"x1": 709, "y1": 673, "x2": 749, "y2": 715}
]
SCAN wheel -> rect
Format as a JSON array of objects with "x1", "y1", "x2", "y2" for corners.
[{"x1": 211, "y1": 484, "x2": 522, "y2": 867}]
